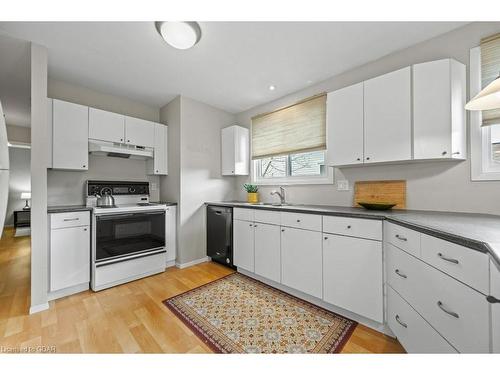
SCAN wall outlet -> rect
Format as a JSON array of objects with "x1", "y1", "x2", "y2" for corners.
[{"x1": 336, "y1": 180, "x2": 349, "y2": 191}]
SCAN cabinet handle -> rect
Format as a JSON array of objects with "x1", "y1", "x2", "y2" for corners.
[
  {"x1": 487, "y1": 296, "x2": 500, "y2": 304},
  {"x1": 82, "y1": 165, "x2": 86, "y2": 168},
  {"x1": 366, "y1": 157, "x2": 370, "y2": 161},
  {"x1": 63, "y1": 218, "x2": 79, "y2": 221},
  {"x1": 437, "y1": 301, "x2": 459, "y2": 319},
  {"x1": 395, "y1": 269, "x2": 407, "y2": 279},
  {"x1": 281, "y1": 229, "x2": 285, "y2": 232},
  {"x1": 395, "y1": 234, "x2": 407, "y2": 241},
  {"x1": 347, "y1": 225, "x2": 351, "y2": 229},
  {"x1": 249, "y1": 223, "x2": 252, "y2": 227},
  {"x1": 452, "y1": 151, "x2": 460, "y2": 155},
  {"x1": 437, "y1": 253, "x2": 459, "y2": 265},
  {"x1": 120, "y1": 138, "x2": 123, "y2": 142},
  {"x1": 356, "y1": 158, "x2": 361, "y2": 161},
  {"x1": 296, "y1": 219, "x2": 301, "y2": 223},
  {"x1": 83, "y1": 228, "x2": 87, "y2": 231},
  {"x1": 324, "y1": 236, "x2": 328, "y2": 240},
  {"x1": 395, "y1": 314, "x2": 407, "y2": 328},
  {"x1": 442, "y1": 151, "x2": 448, "y2": 156},
  {"x1": 254, "y1": 224, "x2": 258, "y2": 227}
]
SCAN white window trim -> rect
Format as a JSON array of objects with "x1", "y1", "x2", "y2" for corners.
[
  {"x1": 251, "y1": 157, "x2": 334, "y2": 186},
  {"x1": 470, "y1": 46, "x2": 500, "y2": 181}
]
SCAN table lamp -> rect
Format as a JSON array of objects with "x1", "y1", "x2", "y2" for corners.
[{"x1": 21, "y1": 192, "x2": 31, "y2": 210}]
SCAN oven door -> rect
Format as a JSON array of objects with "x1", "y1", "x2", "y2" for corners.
[{"x1": 95, "y1": 210, "x2": 166, "y2": 264}]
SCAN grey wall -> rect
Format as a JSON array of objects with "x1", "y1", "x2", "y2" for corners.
[
  {"x1": 6, "y1": 124, "x2": 30, "y2": 143},
  {"x1": 46, "y1": 79, "x2": 162, "y2": 205},
  {"x1": 160, "y1": 96, "x2": 236, "y2": 265},
  {"x1": 5, "y1": 147, "x2": 30, "y2": 225},
  {"x1": 235, "y1": 22, "x2": 500, "y2": 215}
]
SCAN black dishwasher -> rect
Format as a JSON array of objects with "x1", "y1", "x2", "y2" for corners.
[{"x1": 206, "y1": 205, "x2": 235, "y2": 268}]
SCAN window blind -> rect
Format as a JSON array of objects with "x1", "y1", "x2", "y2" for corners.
[
  {"x1": 251, "y1": 94, "x2": 326, "y2": 159},
  {"x1": 481, "y1": 33, "x2": 500, "y2": 126}
]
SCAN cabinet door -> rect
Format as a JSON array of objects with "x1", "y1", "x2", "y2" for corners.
[
  {"x1": 151, "y1": 123, "x2": 168, "y2": 175},
  {"x1": 234, "y1": 126, "x2": 249, "y2": 175},
  {"x1": 221, "y1": 126, "x2": 236, "y2": 175},
  {"x1": 52, "y1": 99, "x2": 89, "y2": 170},
  {"x1": 124, "y1": 117, "x2": 155, "y2": 148},
  {"x1": 233, "y1": 219, "x2": 254, "y2": 272},
  {"x1": 323, "y1": 234, "x2": 383, "y2": 322},
  {"x1": 491, "y1": 261, "x2": 500, "y2": 353},
  {"x1": 165, "y1": 206, "x2": 176, "y2": 263},
  {"x1": 326, "y1": 83, "x2": 364, "y2": 166},
  {"x1": 281, "y1": 227, "x2": 322, "y2": 298},
  {"x1": 50, "y1": 226, "x2": 90, "y2": 291},
  {"x1": 364, "y1": 67, "x2": 412, "y2": 163},
  {"x1": 89, "y1": 107, "x2": 125, "y2": 143},
  {"x1": 254, "y1": 223, "x2": 281, "y2": 283}
]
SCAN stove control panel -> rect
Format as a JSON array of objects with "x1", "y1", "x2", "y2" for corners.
[{"x1": 87, "y1": 180, "x2": 150, "y2": 196}]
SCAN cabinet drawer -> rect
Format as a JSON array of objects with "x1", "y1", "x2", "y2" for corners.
[
  {"x1": 384, "y1": 222, "x2": 421, "y2": 257},
  {"x1": 233, "y1": 208, "x2": 254, "y2": 222},
  {"x1": 281, "y1": 212, "x2": 322, "y2": 232},
  {"x1": 50, "y1": 211, "x2": 90, "y2": 229},
  {"x1": 421, "y1": 234, "x2": 489, "y2": 294},
  {"x1": 386, "y1": 243, "x2": 424, "y2": 308},
  {"x1": 323, "y1": 216, "x2": 382, "y2": 240},
  {"x1": 417, "y1": 260, "x2": 490, "y2": 353},
  {"x1": 254, "y1": 209, "x2": 281, "y2": 225},
  {"x1": 387, "y1": 286, "x2": 457, "y2": 353}
]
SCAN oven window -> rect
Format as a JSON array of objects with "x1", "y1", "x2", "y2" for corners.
[{"x1": 95, "y1": 211, "x2": 165, "y2": 262}]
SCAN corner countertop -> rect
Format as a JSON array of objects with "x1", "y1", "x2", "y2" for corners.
[{"x1": 205, "y1": 201, "x2": 500, "y2": 269}]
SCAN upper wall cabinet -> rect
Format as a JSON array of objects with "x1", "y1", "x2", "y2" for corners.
[
  {"x1": 89, "y1": 107, "x2": 125, "y2": 143},
  {"x1": 326, "y1": 82, "x2": 364, "y2": 166},
  {"x1": 147, "y1": 123, "x2": 168, "y2": 175},
  {"x1": 125, "y1": 117, "x2": 155, "y2": 148},
  {"x1": 413, "y1": 59, "x2": 466, "y2": 160},
  {"x1": 51, "y1": 99, "x2": 89, "y2": 171},
  {"x1": 221, "y1": 125, "x2": 249, "y2": 176},
  {"x1": 364, "y1": 67, "x2": 412, "y2": 164}
]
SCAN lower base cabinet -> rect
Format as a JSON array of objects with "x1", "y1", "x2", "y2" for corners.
[
  {"x1": 254, "y1": 223, "x2": 281, "y2": 283},
  {"x1": 490, "y1": 260, "x2": 500, "y2": 353},
  {"x1": 387, "y1": 286, "x2": 457, "y2": 353},
  {"x1": 323, "y1": 234, "x2": 383, "y2": 322},
  {"x1": 233, "y1": 219, "x2": 255, "y2": 272},
  {"x1": 281, "y1": 227, "x2": 322, "y2": 299}
]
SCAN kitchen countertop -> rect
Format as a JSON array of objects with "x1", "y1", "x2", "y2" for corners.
[
  {"x1": 205, "y1": 201, "x2": 500, "y2": 268},
  {"x1": 47, "y1": 202, "x2": 177, "y2": 213}
]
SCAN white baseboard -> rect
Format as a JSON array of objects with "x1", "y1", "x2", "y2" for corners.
[
  {"x1": 15, "y1": 227, "x2": 31, "y2": 237},
  {"x1": 48, "y1": 282, "x2": 89, "y2": 301},
  {"x1": 29, "y1": 302, "x2": 49, "y2": 314},
  {"x1": 175, "y1": 256, "x2": 210, "y2": 269},
  {"x1": 166, "y1": 260, "x2": 176, "y2": 268},
  {"x1": 238, "y1": 268, "x2": 393, "y2": 337}
]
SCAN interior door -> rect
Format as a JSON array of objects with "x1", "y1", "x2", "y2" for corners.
[
  {"x1": 326, "y1": 83, "x2": 364, "y2": 166},
  {"x1": 364, "y1": 67, "x2": 412, "y2": 163}
]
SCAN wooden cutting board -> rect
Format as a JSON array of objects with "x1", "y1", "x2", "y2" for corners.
[{"x1": 353, "y1": 180, "x2": 406, "y2": 209}]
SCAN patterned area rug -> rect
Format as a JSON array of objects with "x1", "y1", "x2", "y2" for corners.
[{"x1": 163, "y1": 273, "x2": 357, "y2": 353}]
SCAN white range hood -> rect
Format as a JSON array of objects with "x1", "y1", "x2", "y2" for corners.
[{"x1": 88, "y1": 139, "x2": 153, "y2": 160}]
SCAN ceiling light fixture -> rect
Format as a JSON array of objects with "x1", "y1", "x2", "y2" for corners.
[
  {"x1": 269, "y1": 85, "x2": 276, "y2": 91},
  {"x1": 155, "y1": 21, "x2": 202, "y2": 50}
]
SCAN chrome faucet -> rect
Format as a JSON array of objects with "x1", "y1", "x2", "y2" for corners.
[{"x1": 270, "y1": 186, "x2": 286, "y2": 205}]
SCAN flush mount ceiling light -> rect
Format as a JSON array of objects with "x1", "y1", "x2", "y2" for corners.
[
  {"x1": 269, "y1": 85, "x2": 276, "y2": 91},
  {"x1": 155, "y1": 21, "x2": 202, "y2": 50}
]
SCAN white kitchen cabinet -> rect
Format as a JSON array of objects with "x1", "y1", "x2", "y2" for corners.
[
  {"x1": 281, "y1": 227, "x2": 322, "y2": 299},
  {"x1": 147, "y1": 123, "x2": 168, "y2": 175},
  {"x1": 413, "y1": 59, "x2": 466, "y2": 160},
  {"x1": 89, "y1": 107, "x2": 125, "y2": 143},
  {"x1": 323, "y1": 234, "x2": 383, "y2": 322},
  {"x1": 326, "y1": 83, "x2": 364, "y2": 166},
  {"x1": 491, "y1": 261, "x2": 500, "y2": 353},
  {"x1": 221, "y1": 125, "x2": 249, "y2": 176},
  {"x1": 363, "y1": 67, "x2": 412, "y2": 163},
  {"x1": 52, "y1": 99, "x2": 89, "y2": 170},
  {"x1": 165, "y1": 205, "x2": 177, "y2": 264},
  {"x1": 233, "y1": 219, "x2": 255, "y2": 272},
  {"x1": 254, "y1": 223, "x2": 281, "y2": 283},
  {"x1": 49, "y1": 212, "x2": 90, "y2": 292},
  {"x1": 124, "y1": 116, "x2": 155, "y2": 148}
]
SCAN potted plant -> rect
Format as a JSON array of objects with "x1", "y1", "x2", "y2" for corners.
[{"x1": 243, "y1": 184, "x2": 259, "y2": 203}]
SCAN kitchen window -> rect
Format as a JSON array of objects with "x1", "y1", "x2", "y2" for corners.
[
  {"x1": 251, "y1": 94, "x2": 333, "y2": 185},
  {"x1": 470, "y1": 33, "x2": 500, "y2": 180}
]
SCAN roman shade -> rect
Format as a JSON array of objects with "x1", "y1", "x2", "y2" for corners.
[
  {"x1": 480, "y1": 33, "x2": 500, "y2": 126},
  {"x1": 251, "y1": 94, "x2": 326, "y2": 159}
]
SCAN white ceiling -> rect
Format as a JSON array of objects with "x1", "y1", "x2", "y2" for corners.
[
  {"x1": 0, "y1": 22, "x2": 467, "y2": 116},
  {"x1": 0, "y1": 33, "x2": 30, "y2": 127}
]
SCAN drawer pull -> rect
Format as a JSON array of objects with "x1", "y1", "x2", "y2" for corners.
[
  {"x1": 437, "y1": 253, "x2": 459, "y2": 264},
  {"x1": 347, "y1": 225, "x2": 351, "y2": 229},
  {"x1": 395, "y1": 234, "x2": 407, "y2": 241},
  {"x1": 63, "y1": 218, "x2": 80, "y2": 221},
  {"x1": 487, "y1": 296, "x2": 500, "y2": 304},
  {"x1": 395, "y1": 269, "x2": 407, "y2": 279},
  {"x1": 437, "y1": 301, "x2": 459, "y2": 319},
  {"x1": 395, "y1": 314, "x2": 407, "y2": 328},
  {"x1": 296, "y1": 219, "x2": 301, "y2": 223}
]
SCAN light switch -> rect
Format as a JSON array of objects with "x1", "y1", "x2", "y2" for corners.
[{"x1": 336, "y1": 180, "x2": 349, "y2": 191}]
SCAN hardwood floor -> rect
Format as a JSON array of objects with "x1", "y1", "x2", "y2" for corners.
[{"x1": 0, "y1": 227, "x2": 405, "y2": 353}]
